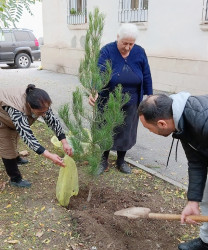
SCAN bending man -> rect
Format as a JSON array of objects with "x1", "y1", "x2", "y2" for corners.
[{"x1": 138, "y1": 92, "x2": 208, "y2": 250}]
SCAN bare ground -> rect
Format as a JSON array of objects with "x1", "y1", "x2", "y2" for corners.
[{"x1": 0, "y1": 122, "x2": 198, "y2": 250}]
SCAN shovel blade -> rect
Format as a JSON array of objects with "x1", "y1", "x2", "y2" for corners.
[{"x1": 114, "y1": 207, "x2": 151, "y2": 219}]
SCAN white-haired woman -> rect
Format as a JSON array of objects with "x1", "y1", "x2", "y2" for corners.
[{"x1": 89, "y1": 23, "x2": 153, "y2": 174}]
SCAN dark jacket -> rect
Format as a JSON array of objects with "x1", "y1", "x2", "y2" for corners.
[
  {"x1": 98, "y1": 41, "x2": 153, "y2": 104},
  {"x1": 171, "y1": 94, "x2": 208, "y2": 202}
]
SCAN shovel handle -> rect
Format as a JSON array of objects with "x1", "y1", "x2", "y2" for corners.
[{"x1": 149, "y1": 213, "x2": 208, "y2": 222}]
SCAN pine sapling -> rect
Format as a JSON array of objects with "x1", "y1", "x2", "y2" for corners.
[{"x1": 59, "y1": 8, "x2": 130, "y2": 202}]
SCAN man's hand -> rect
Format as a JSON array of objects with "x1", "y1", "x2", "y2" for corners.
[
  {"x1": 181, "y1": 201, "x2": 200, "y2": 224},
  {"x1": 89, "y1": 93, "x2": 98, "y2": 106}
]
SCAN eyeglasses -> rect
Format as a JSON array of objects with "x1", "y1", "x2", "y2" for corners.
[{"x1": 31, "y1": 107, "x2": 49, "y2": 117}]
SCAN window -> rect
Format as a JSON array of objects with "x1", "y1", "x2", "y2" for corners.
[
  {"x1": 14, "y1": 31, "x2": 31, "y2": 41},
  {"x1": 0, "y1": 32, "x2": 13, "y2": 42},
  {"x1": 68, "y1": 0, "x2": 87, "y2": 25},
  {"x1": 119, "y1": 0, "x2": 148, "y2": 23},
  {"x1": 200, "y1": 0, "x2": 208, "y2": 31},
  {"x1": 131, "y1": 0, "x2": 139, "y2": 9},
  {"x1": 204, "y1": 0, "x2": 208, "y2": 21},
  {"x1": 0, "y1": 32, "x2": 5, "y2": 42}
]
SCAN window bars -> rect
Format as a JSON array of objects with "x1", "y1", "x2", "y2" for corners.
[
  {"x1": 202, "y1": 0, "x2": 208, "y2": 22},
  {"x1": 205, "y1": 0, "x2": 208, "y2": 21},
  {"x1": 68, "y1": 0, "x2": 87, "y2": 25},
  {"x1": 118, "y1": 0, "x2": 148, "y2": 23}
]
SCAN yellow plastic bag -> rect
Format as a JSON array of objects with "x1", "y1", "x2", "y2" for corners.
[
  {"x1": 51, "y1": 136, "x2": 74, "y2": 156},
  {"x1": 56, "y1": 155, "x2": 79, "y2": 207},
  {"x1": 51, "y1": 136, "x2": 64, "y2": 156},
  {"x1": 51, "y1": 135, "x2": 91, "y2": 156}
]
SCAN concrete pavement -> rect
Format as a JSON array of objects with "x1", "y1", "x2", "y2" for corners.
[{"x1": 0, "y1": 61, "x2": 188, "y2": 188}]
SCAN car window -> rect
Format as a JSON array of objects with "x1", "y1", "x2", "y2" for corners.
[
  {"x1": 28, "y1": 31, "x2": 35, "y2": 40},
  {"x1": 14, "y1": 31, "x2": 31, "y2": 41},
  {"x1": 0, "y1": 32, "x2": 5, "y2": 41},
  {"x1": 0, "y1": 31, "x2": 13, "y2": 42}
]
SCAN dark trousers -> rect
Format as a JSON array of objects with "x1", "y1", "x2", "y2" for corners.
[
  {"x1": 2, "y1": 158, "x2": 22, "y2": 182},
  {"x1": 102, "y1": 150, "x2": 126, "y2": 165}
]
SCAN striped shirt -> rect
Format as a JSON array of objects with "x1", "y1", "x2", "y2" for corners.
[{"x1": 3, "y1": 106, "x2": 65, "y2": 154}]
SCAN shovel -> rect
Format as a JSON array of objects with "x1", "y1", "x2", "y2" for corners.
[{"x1": 114, "y1": 207, "x2": 208, "y2": 222}]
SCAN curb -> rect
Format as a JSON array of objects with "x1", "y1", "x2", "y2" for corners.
[{"x1": 110, "y1": 151, "x2": 188, "y2": 191}]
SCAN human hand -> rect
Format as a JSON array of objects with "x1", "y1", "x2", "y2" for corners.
[
  {"x1": 181, "y1": 201, "x2": 200, "y2": 224},
  {"x1": 89, "y1": 93, "x2": 98, "y2": 106},
  {"x1": 51, "y1": 153, "x2": 65, "y2": 167},
  {"x1": 43, "y1": 150, "x2": 65, "y2": 167},
  {"x1": 61, "y1": 139, "x2": 73, "y2": 156}
]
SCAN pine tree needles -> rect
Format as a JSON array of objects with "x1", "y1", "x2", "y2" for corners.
[
  {"x1": 79, "y1": 8, "x2": 111, "y2": 97},
  {"x1": 59, "y1": 8, "x2": 130, "y2": 176}
]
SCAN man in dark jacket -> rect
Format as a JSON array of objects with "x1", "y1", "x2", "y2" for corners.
[{"x1": 138, "y1": 92, "x2": 208, "y2": 250}]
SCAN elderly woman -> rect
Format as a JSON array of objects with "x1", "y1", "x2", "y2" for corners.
[
  {"x1": 0, "y1": 84, "x2": 73, "y2": 187},
  {"x1": 89, "y1": 23, "x2": 153, "y2": 174}
]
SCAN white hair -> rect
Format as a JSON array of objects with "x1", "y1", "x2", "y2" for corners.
[{"x1": 117, "y1": 23, "x2": 138, "y2": 40}]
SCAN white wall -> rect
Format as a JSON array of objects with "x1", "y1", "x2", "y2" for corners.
[
  {"x1": 144, "y1": 0, "x2": 208, "y2": 94},
  {"x1": 88, "y1": 0, "x2": 120, "y2": 46},
  {"x1": 42, "y1": 0, "x2": 70, "y2": 47},
  {"x1": 41, "y1": 0, "x2": 208, "y2": 94},
  {"x1": 146, "y1": 0, "x2": 208, "y2": 60}
]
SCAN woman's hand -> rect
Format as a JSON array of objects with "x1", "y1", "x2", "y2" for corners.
[
  {"x1": 61, "y1": 138, "x2": 73, "y2": 156},
  {"x1": 43, "y1": 150, "x2": 65, "y2": 167},
  {"x1": 89, "y1": 93, "x2": 98, "y2": 106},
  {"x1": 181, "y1": 201, "x2": 200, "y2": 224}
]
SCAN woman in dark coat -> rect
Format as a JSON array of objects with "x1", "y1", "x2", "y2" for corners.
[{"x1": 89, "y1": 23, "x2": 153, "y2": 174}]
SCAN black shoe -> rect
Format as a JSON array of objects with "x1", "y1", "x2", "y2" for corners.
[
  {"x1": 117, "y1": 162, "x2": 131, "y2": 174},
  {"x1": 97, "y1": 161, "x2": 108, "y2": 175},
  {"x1": 16, "y1": 157, "x2": 28, "y2": 165},
  {"x1": 10, "y1": 179, "x2": 31, "y2": 188},
  {"x1": 178, "y1": 237, "x2": 208, "y2": 250}
]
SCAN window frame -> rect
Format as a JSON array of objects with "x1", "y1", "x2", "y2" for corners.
[
  {"x1": 118, "y1": 0, "x2": 149, "y2": 23},
  {"x1": 202, "y1": 0, "x2": 208, "y2": 23},
  {"x1": 0, "y1": 31, "x2": 14, "y2": 43},
  {"x1": 67, "y1": 0, "x2": 87, "y2": 25},
  {"x1": 13, "y1": 31, "x2": 31, "y2": 42}
]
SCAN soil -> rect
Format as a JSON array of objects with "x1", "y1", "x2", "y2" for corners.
[
  {"x1": 68, "y1": 165, "x2": 198, "y2": 250},
  {"x1": 0, "y1": 122, "x2": 198, "y2": 250}
]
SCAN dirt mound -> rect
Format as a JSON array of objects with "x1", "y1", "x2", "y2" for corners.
[{"x1": 68, "y1": 178, "x2": 194, "y2": 250}]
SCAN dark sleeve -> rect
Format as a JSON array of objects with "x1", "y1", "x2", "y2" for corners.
[
  {"x1": 43, "y1": 108, "x2": 66, "y2": 141},
  {"x1": 3, "y1": 106, "x2": 45, "y2": 154},
  {"x1": 98, "y1": 46, "x2": 110, "y2": 73},
  {"x1": 141, "y1": 49, "x2": 153, "y2": 96},
  {"x1": 181, "y1": 141, "x2": 207, "y2": 202}
]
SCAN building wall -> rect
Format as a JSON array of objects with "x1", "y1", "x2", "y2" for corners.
[
  {"x1": 41, "y1": 0, "x2": 208, "y2": 95},
  {"x1": 146, "y1": 0, "x2": 208, "y2": 95},
  {"x1": 146, "y1": 0, "x2": 208, "y2": 60}
]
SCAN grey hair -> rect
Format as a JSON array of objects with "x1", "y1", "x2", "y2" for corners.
[{"x1": 117, "y1": 23, "x2": 138, "y2": 40}]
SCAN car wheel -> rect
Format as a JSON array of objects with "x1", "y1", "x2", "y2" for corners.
[{"x1": 15, "y1": 53, "x2": 31, "y2": 68}]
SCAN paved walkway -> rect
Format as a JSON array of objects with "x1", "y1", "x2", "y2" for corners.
[{"x1": 0, "y1": 61, "x2": 188, "y2": 188}]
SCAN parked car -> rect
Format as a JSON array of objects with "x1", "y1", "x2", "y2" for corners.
[{"x1": 0, "y1": 28, "x2": 41, "y2": 68}]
